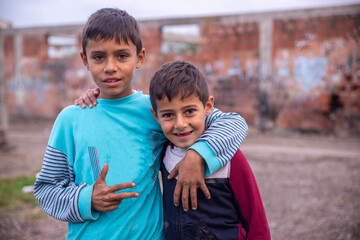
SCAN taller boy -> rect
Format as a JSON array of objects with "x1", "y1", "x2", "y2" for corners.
[{"x1": 34, "y1": 8, "x2": 248, "y2": 240}]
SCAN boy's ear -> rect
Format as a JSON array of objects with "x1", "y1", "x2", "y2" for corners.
[
  {"x1": 136, "y1": 48, "x2": 146, "y2": 69},
  {"x1": 205, "y1": 96, "x2": 214, "y2": 116},
  {"x1": 150, "y1": 107, "x2": 159, "y2": 122},
  {"x1": 80, "y1": 50, "x2": 90, "y2": 70}
]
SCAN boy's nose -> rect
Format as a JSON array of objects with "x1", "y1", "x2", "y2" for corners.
[
  {"x1": 104, "y1": 59, "x2": 118, "y2": 73},
  {"x1": 175, "y1": 117, "x2": 187, "y2": 129}
]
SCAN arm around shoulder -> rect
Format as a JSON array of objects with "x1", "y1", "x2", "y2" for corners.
[{"x1": 189, "y1": 108, "x2": 248, "y2": 175}]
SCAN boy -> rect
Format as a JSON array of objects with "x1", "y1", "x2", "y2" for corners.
[
  {"x1": 34, "y1": 8, "x2": 248, "y2": 240},
  {"x1": 149, "y1": 60, "x2": 271, "y2": 240}
]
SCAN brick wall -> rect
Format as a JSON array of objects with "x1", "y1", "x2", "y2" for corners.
[
  {"x1": 2, "y1": 5, "x2": 360, "y2": 135},
  {"x1": 272, "y1": 14, "x2": 360, "y2": 134}
]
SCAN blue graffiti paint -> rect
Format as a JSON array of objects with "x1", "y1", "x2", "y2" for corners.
[{"x1": 294, "y1": 56, "x2": 328, "y2": 91}]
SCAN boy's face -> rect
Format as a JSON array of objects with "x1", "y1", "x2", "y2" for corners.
[
  {"x1": 152, "y1": 94, "x2": 214, "y2": 149},
  {"x1": 80, "y1": 38, "x2": 145, "y2": 99}
]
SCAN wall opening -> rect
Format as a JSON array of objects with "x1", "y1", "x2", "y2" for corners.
[
  {"x1": 47, "y1": 35, "x2": 78, "y2": 59},
  {"x1": 161, "y1": 24, "x2": 200, "y2": 55}
]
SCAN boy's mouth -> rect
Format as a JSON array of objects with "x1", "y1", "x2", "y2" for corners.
[
  {"x1": 174, "y1": 131, "x2": 193, "y2": 137},
  {"x1": 103, "y1": 78, "x2": 120, "y2": 83},
  {"x1": 103, "y1": 78, "x2": 121, "y2": 87}
]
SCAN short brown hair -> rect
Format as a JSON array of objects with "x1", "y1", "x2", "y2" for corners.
[
  {"x1": 149, "y1": 60, "x2": 209, "y2": 113},
  {"x1": 81, "y1": 8, "x2": 142, "y2": 56}
]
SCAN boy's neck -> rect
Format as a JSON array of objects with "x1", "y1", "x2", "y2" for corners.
[{"x1": 98, "y1": 89, "x2": 138, "y2": 99}]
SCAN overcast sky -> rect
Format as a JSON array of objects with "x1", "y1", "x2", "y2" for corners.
[{"x1": 0, "y1": 0, "x2": 358, "y2": 28}]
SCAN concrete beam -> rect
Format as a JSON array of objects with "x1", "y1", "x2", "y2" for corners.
[{"x1": 3, "y1": 24, "x2": 84, "y2": 36}]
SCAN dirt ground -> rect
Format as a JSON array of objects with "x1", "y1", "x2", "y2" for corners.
[{"x1": 0, "y1": 120, "x2": 359, "y2": 240}]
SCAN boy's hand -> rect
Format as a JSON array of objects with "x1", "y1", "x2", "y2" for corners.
[
  {"x1": 74, "y1": 88, "x2": 100, "y2": 109},
  {"x1": 168, "y1": 149, "x2": 211, "y2": 211},
  {"x1": 91, "y1": 163, "x2": 138, "y2": 212}
]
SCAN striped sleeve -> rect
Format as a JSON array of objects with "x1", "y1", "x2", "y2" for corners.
[
  {"x1": 189, "y1": 108, "x2": 248, "y2": 175},
  {"x1": 34, "y1": 145, "x2": 87, "y2": 222}
]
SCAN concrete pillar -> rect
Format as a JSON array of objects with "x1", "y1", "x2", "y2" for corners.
[
  {"x1": 259, "y1": 18, "x2": 273, "y2": 88},
  {"x1": 0, "y1": 26, "x2": 8, "y2": 146},
  {"x1": 14, "y1": 33, "x2": 25, "y2": 115},
  {"x1": 258, "y1": 18, "x2": 274, "y2": 130}
]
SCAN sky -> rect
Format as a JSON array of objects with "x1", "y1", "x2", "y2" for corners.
[{"x1": 0, "y1": 0, "x2": 359, "y2": 28}]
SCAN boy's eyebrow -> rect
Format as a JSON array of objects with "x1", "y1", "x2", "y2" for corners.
[
  {"x1": 89, "y1": 48, "x2": 132, "y2": 55},
  {"x1": 158, "y1": 108, "x2": 173, "y2": 113},
  {"x1": 158, "y1": 104, "x2": 199, "y2": 113},
  {"x1": 182, "y1": 104, "x2": 198, "y2": 109},
  {"x1": 89, "y1": 50, "x2": 105, "y2": 55},
  {"x1": 114, "y1": 48, "x2": 132, "y2": 53}
]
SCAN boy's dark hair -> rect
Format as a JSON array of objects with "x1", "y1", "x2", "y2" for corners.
[
  {"x1": 150, "y1": 60, "x2": 209, "y2": 113},
  {"x1": 81, "y1": 8, "x2": 142, "y2": 56}
]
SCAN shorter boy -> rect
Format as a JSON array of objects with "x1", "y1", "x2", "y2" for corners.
[{"x1": 149, "y1": 60, "x2": 271, "y2": 240}]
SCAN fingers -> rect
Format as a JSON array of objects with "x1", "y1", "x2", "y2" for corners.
[
  {"x1": 109, "y1": 182, "x2": 136, "y2": 192},
  {"x1": 96, "y1": 191, "x2": 139, "y2": 212},
  {"x1": 103, "y1": 191, "x2": 139, "y2": 203},
  {"x1": 181, "y1": 183, "x2": 190, "y2": 211},
  {"x1": 168, "y1": 164, "x2": 179, "y2": 179},
  {"x1": 75, "y1": 88, "x2": 100, "y2": 109},
  {"x1": 103, "y1": 205, "x2": 119, "y2": 212},
  {"x1": 174, "y1": 180, "x2": 211, "y2": 211},
  {"x1": 95, "y1": 189, "x2": 139, "y2": 212},
  {"x1": 92, "y1": 180, "x2": 139, "y2": 212},
  {"x1": 74, "y1": 97, "x2": 86, "y2": 109},
  {"x1": 84, "y1": 88, "x2": 99, "y2": 108},
  {"x1": 199, "y1": 183, "x2": 211, "y2": 200},
  {"x1": 94, "y1": 88, "x2": 100, "y2": 96},
  {"x1": 82, "y1": 92, "x2": 94, "y2": 108},
  {"x1": 93, "y1": 88, "x2": 100, "y2": 96},
  {"x1": 173, "y1": 182, "x2": 181, "y2": 207},
  {"x1": 190, "y1": 186, "x2": 198, "y2": 210},
  {"x1": 191, "y1": 182, "x2": 211, "y2": 210},
  {"x1": 97, "y1": 163, "x2": 109, "y2": 183},
  {"x1": 94, "y1": 198, "x2": 124, "y2": 212},
  {"x1": 174, "y1": 180, "x2": 190, "y2": 211},
  {"x1": 111, "y1": 191, "x2": 139, "y2": 201},
  {"x1": 92, "y1": 164, "x2": 140, "y2": 212},
  {"x1": 79, "y1": 95, "x2": 87, "y2": 108}
]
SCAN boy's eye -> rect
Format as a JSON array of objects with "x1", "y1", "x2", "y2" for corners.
[
  {"x1": 117, "y1": 54, "x2": 129, "y2": 60},
  {"x1": 185, "y1": 109, "x2": 195, "y2": 115},
  {"x1": 93, "y1": 55, "x2": 104, "y2": 61},
  {"x1": 161, "y1": 113, "x2": 174, "y2": 119}
]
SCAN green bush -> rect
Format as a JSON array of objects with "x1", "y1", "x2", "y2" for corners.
[{"x1": 0, "y1": 175, "x2": 38, "y2": 207}]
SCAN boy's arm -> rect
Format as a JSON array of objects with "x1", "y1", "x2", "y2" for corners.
[
  {"x1": 34, "y1": 148, "x2": 138, "y2": 221},
  {"x1": 74, "y1": 91, "x2": 248, "y2": 171},
  {"x1": 33, "y1": 110, "x2": 97, "y2": 222},
  {"x1": 192, "y1": 108, "x2": 248, "y2": 174},
  {"x1": 169, "y1": 108, "x2": 248, "y2": 211},
  {"x1": 34, "y1": 145, "x2": 91, "y2": 222},
  {"x1": 34, "y1": 110, "x2": 137, "y2": 222}
]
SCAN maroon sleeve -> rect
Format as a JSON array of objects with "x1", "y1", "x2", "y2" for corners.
[{"x1": 229, "y1": 150, "x2": 271, "y2": 240}]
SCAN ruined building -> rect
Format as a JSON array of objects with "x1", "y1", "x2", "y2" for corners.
[{"x1": 1, "y1": 4, "x2": 360, "y2": 136}]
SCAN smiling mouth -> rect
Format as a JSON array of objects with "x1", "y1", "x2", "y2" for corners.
[
  {"x1": 174, "y1": 131, "x2": 193, "y2": 137},
  {"x1": 103, "y1": 79, "x2": 120, "y2": 83}
]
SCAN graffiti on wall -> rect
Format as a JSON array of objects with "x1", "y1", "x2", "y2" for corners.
[{"x1": 294, "y1": 56, "x2": 328, "y2": 91}]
